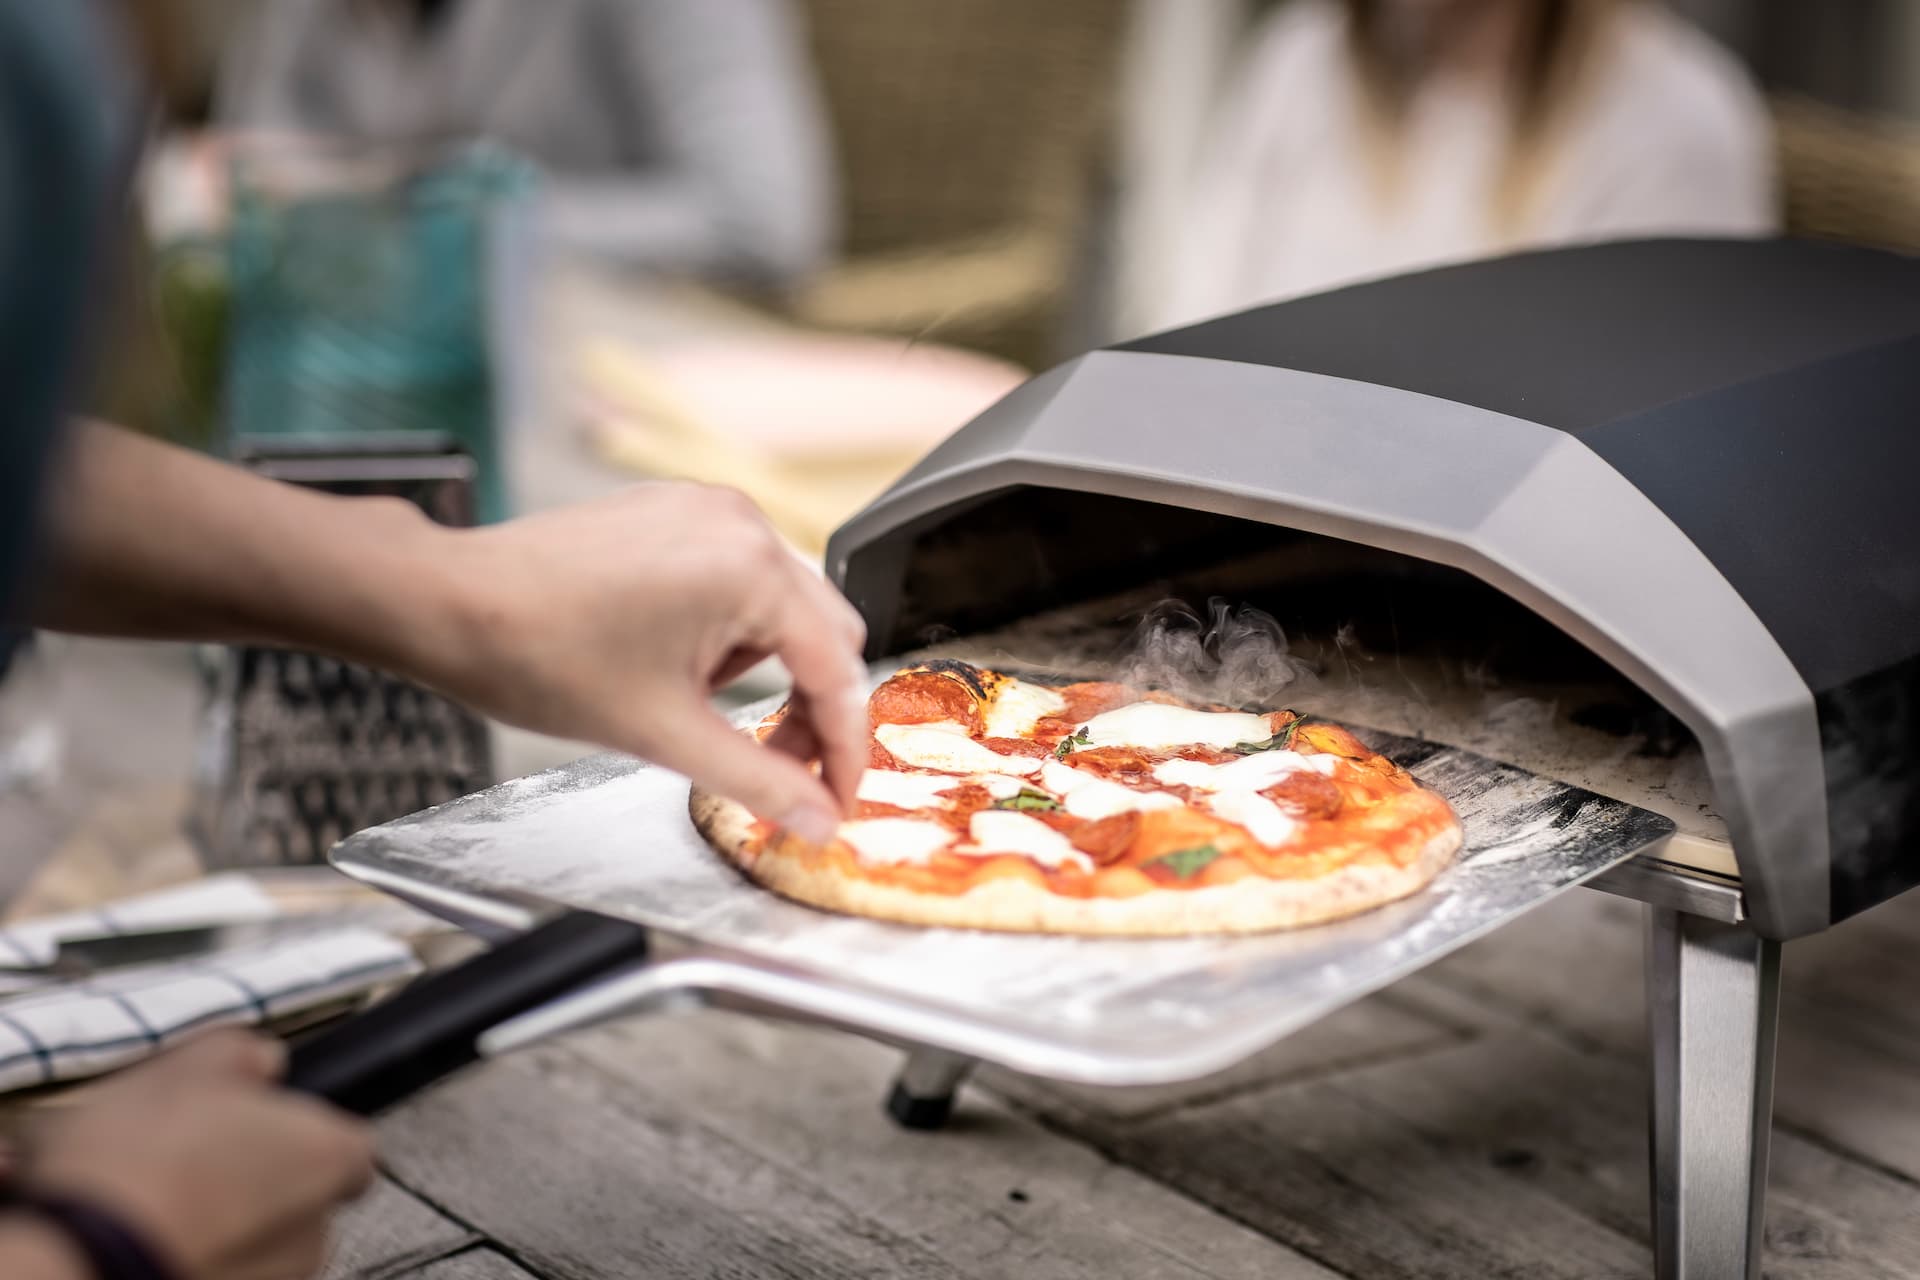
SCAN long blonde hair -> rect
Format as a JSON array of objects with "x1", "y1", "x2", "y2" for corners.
[{"x1": 1344, "y1": 0, "x2": 1616, "y2": 235}]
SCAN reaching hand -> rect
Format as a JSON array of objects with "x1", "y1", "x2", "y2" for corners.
[
  {"x1": 36, "y1": 430, "x2": 872, "y2": 841},
  {"x1": 418, "y1": 483, "x2": 869, "y2": 842},
  {"x1": 22, "y1": 1031, "x2": 375, "y2": 1280}
]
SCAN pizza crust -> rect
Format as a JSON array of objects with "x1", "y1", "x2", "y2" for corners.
[{"x1": 690, "y1": 785, "x2": 1463, "y2": 936}]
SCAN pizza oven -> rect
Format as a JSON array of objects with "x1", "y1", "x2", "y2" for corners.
[
  {"x1": 829, "y1": 237, "x2": 1920, "y2": 944},
  {"x1": 293, "y1": 238, "x2": 1919, "y2": 1280}
]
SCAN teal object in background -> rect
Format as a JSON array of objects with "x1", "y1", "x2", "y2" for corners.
[{"x1": 224, "y1": 142, "x2": 534, "y2": 524}]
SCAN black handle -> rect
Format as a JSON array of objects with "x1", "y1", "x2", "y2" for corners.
[{"x1": 286, "y1": 910, "x2": 651, "y2": 1115}]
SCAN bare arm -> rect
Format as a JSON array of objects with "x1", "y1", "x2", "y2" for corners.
[
  {"x1": 35, "y1": 423, "x2": 451, "y2": 668},
  {"x1": 29, "y1": 424, "x2": 867, "y2": 839}
]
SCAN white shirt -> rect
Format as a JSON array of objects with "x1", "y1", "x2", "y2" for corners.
[{"x1": 1155, "y1": 1, "x2": 1777, "y2": 327}]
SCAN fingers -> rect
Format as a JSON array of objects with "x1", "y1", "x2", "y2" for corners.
[
  {"x1": 761, "y1": 588, "x2": 868, "y2": 817},
  {"x1": 710, "y1": 646, "x2": 773, "y2": 691},
  {"x1": 242, "y1": 1092, "x2": 378, "y2": 1205},
  {"x1": 150, "y1": 1028, "x2": 287, "y2": 1083},
  {"x1": 761, "y1": 700, "x2": 823, "y2": 763},
  {"x1": 292, "y1": 1102, "x2": 377, "y2": 1202},
  {"x1": 790, "y1": 559, "x2": 868, "y2": 655},
  {"x1": 747, "y1": 553, "x2": 868, "y2": 813},
  {"x1": 652, "y1": 699, "x2": 845, "y2": 842},
  {"x1": 232, "y1": 1225, "x2": 334, "y2": 1280}
]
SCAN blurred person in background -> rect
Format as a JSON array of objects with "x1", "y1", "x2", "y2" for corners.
[
  {"x1": 1156, "y1": 0, "x2": 1775, "y2": 324},
  {"x1": 214, "y1": 0, "x2": 838, "y2": 289},
  {"x1": 0, "y1": 3, "x2": 866, "y2": 1277}
]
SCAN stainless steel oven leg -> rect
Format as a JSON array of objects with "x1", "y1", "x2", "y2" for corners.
[
  {"x1": 885, "y1": 1048, "x2": 975, "y2": 1130},
  {"x1": 1646, "y1": 907, "x2": 1782, "y2": 1280}
]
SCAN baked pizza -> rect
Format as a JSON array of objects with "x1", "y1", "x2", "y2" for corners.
[{"x1": 691, "y1": 660, "x2": 1463, "y2": 935}]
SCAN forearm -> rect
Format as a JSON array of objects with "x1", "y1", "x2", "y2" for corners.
[
  {"x1": 28, "y1": 422, "x2": 465, "y2": 676},
  {"x1": 0, "y1": 1218, "x2": 90, "y2": 1280}
]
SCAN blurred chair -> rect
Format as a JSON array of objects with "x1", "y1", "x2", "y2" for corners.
[
  {"x1": 1774, "y1": 94, "x2": 1920, "y2": 254},
  {"x1": 787, "y1": 0, "x2": 1129, "y2": 368}
]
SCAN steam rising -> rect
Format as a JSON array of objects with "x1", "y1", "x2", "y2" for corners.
[
  {"x1": 1114, "y1": 598, "x2": 1318, "y2": 709},
  {"x1": 930, "y1": 592, "x2": 1715, "y2": 828}
]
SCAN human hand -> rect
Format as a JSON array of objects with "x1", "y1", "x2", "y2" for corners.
[
  {"x1": 24, "y1": 1031, "x2": 375, "y2": 1280},
  {"x1": 417, "y1": 483, "x2": 868, "y2": 841}
]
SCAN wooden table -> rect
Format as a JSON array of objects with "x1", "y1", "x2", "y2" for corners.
[{"x1": 323, "y1": 878, "x2": 1920, "y2": 1280}]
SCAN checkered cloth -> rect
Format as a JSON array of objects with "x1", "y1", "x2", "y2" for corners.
[{"x1": 0, "y1": 927, "x2": 418, "y2": 1092}]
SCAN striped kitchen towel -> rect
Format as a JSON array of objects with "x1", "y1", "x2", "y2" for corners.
[{"x1": 0, "y1": 927, "x2": 419, "y2": 1092}]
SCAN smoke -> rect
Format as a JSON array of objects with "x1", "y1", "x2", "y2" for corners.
[
  {"x1": 1113, "y1": 598, "x2": 1319, "y2": 710},
  {"x1": 927, "y1": 590, "x2": 1709, "y2": 787}
]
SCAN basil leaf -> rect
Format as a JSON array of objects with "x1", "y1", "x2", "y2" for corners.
[
  {"x1": 994, "y1": 787, "x2": 1062, "y2": 812},
  {"x1": 1053, "y1": 728, "x2": 1092, "y2": 759},
  {"x1": 1146, "y1": 844, "x2": 1223, "y2": 880},
  {"x1": 1229, "y1": 715, "x2": 1304, "y2": 755}
]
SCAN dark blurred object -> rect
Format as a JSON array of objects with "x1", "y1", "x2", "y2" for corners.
[
  {"x1": 1774, "y1": 94, "x2": 1920, "y2": 255},
  {"x1": 1685, "y1": 0, "x2": 1920, "y2": 123},
  {"x1": 786, "y1": 0, "x2": 1128, "y2": 368},
  {"x1": 0, "y1": 629, "x2": 24, "y2": 686},
  {"x1": 188, "y1": 434, "x2": 492, "y2": 869}
]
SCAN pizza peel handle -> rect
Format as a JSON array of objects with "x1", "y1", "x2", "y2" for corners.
[{"x1": 284, "y1": 911, "x2": 652, "y2": 1115}]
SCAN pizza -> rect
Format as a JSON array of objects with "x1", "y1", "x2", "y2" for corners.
[{"x1": 690, "y1": 660, "x2": 1463, "y2": 936}]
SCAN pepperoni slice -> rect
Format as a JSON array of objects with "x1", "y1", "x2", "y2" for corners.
[
  {"x1": 867, "y1": 669, "x2": 982, "y2": 732},
  {"x1": 1055, "y1": 681, "x2": 1140, "y2": 722},
  {"x1": 980, "y1": 736, "x2": 1052, "y2": 758},
  {"x1": 1070, "y1": 811, "x2": 1142, "y2": 865},
  {"x1": 1267, "y1": 770, "x2": 1344, "y2": 819},
  {"x1": 1062, "y1": 745, "x2": 1161, "y2": 782}
]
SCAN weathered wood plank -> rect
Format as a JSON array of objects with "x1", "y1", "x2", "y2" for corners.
[
  {"x1": 1410, "y1": 884, "x2": 1920, "y2": 1184},
  {"x1": 980, "y1": 991, "x2": 1459, "y2": 1121},
  {"x1": 397, "y1": 1248, "x2": 540, "y2": 1280},
  {"x1": 1416, "y1": 888, "x2": 1646, "y2": 1051},
  {"x1": 571, "y1": 1012, "x2": 1340, "y2": 1280},
  {"x1": 323, "y1": 1175, "x2": 479, "y2": 1280},
  {"x1": 1039, "y1": 1038, "x2": 1653, "y2": 1280},
  {"x1": 380, "y1": 1041, "x2": 969, "y2": 1280},
  {"x1": 1002, "y1": 983, "x2": 1920, "y2": 1280},
  {"x1": 375, "y1": 1013, "x2": 1337, "y2": 1280},
  {"x1": 1326, "y1": 994, "x2": 1920, "y2": 1280}
]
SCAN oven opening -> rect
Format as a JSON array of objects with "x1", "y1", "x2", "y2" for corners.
[{"x1": 852, "y1": 485, "x2": 1718, "y2": 844}]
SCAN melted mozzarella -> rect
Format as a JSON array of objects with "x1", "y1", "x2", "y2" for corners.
[
  {"x1": 1152, "y1": 750, "x2": 1337, "y2": 792},
  {"x1": 1039, "y1": 759, "x2": 1181, "y2": 820},
  {"x1": 1205, "y1": 790, "x2": 1299, "y2": 846},
  {"x1": 1077, "y1": 702, "x2": 1272, "y2": 752},
  {"x1": 874, "y1": 721, "x2": 1043, "y2": 776},
  {"x1": 856, "y1": 768, "x2": 1026, "y2": 806},
  {"x1": 960, "y1": 810, "x2": 1093, "y2": 872},
  {"x1": 837, "y1": 818, "x2": 956, "y2": 866},
  {"x1": 982, "y1": 678, "x2": 1067, "y2": 738},
  {"x1": 856, "y1": 769, "x2": 961, "y2": 809}
]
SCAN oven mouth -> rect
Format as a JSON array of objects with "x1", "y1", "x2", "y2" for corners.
[
  {"x1": 860, "y1": 483, "x2": 1725, "y2": 871},
  {"x1": 877, "y1": 486, "x2": 1682, "y2": 732}
]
